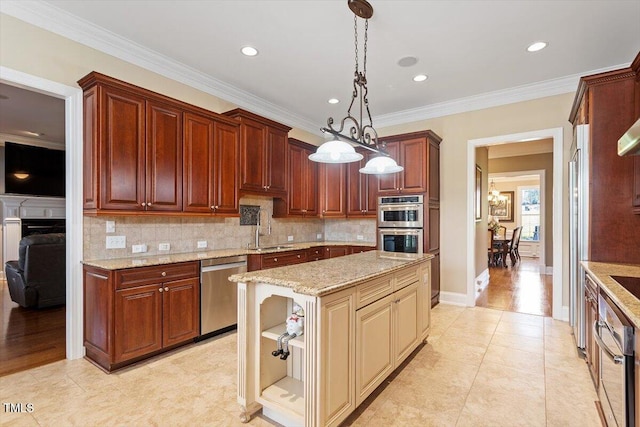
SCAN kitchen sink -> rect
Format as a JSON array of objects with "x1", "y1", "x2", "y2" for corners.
[
  {"x1": 248, "y1": 245, "x2": 294, "y2": 252},
  {"x1": 611, "y1": 275, "x2": 640, "y2": 299}
]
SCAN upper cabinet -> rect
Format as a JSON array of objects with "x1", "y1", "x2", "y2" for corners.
[
  {"x1": 183, "y1": 112, "x2": 240, "y2": 214},
  {"x1": 319, "y1": 163, "x2": 347, "y2": 218},
  {"x1": 569, "y1": 52, "x2": 640, "y2": 264},
  {"x1": 377, "y1": 131, "x2": 442, "y2": 196},
  {"x1": 79, "y1": 72, "x2": 241, "y2": 216},
  {"x1": 274, "y1": 138, "x2": 318, "y2": 217},
  {"x1": 223, "y1": 109, "x2": 291, "y2": 198},
  {"x1": 347, "y1": 149, "x2": 377, "y2": 217}
]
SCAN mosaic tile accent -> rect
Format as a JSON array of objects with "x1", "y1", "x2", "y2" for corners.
[{"x1": 239, "y1": 205, "x2": 260, "y2": 225}]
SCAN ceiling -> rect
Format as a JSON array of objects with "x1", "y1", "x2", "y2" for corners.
[{"x1": 1, "y1": 1, "x2": 639, "y2": 140}]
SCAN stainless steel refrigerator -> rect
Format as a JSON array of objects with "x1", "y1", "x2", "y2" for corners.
[{"x1": 569, "y1": 124, "x2": 589, "y2": 352}]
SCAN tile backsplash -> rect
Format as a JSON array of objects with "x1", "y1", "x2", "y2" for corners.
[{"x1": 83, "y1": 196, "x2": 376, "y2": 260}]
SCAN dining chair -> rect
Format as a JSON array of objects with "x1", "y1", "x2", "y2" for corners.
[
  {"x1": 487, "y1": 230, "x2": 500, "y2": 267},
  {"x1": 509, "y1": 226, "x2": 522, "y2": 266}
]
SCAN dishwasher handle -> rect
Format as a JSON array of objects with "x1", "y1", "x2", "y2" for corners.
[
  {"x1": 593, "y1": 320, "x2": 624, "y2": 364},
  {"x1": 201, "y1": 261, "x2": 247, "y2": 273}
]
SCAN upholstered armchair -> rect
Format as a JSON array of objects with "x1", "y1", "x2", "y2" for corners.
[{"x1": 5, "y1": 233, "x2": 66, "y2": 308}]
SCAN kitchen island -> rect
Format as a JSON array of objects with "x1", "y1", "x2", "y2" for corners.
[{"x1": 229, "y1": 251, "x2": 432, "y2": 427}]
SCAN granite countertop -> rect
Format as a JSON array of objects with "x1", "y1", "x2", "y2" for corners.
[
  {"x1": 229, "y1": 251, "x2": 433, "y2": 297},
  {"x1": 82, "y1": 241, "x2": 376, "y2": 270},
  {"x1": 582, "y1": 261, "x2": 640, "y2": 326}
]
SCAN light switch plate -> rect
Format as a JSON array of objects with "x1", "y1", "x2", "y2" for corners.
[
  {"x1": 158, "y1": 243, "x2": 170, "y2": 251},
  {"x1": 197, "y1": 240, "x2": 207, "y2": 249},
  {"x1": 287, "y1": 235, "x2": 294, "y2": 242},
  {"x1": 316, "y1": 233, "x2": 323, "y2": 240},
  {"x1": 356, "y1": 235, "x2": 364, "y2": 240},
  {"x1": 105, "y1": 220, "x2": 115, "y2": 233},
  {"x1": 106, "y1": 236, "x2": 126, "y2": 249}
]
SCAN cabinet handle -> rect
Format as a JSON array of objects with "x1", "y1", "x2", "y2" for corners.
[
  {"x1": 161, "y1": 272, "x2": 167, "y2": 277},
  {"x1": 164, "y1": 287, "x2": 169, "y2": 292},
  {"x1": 159, "y1": 288, "x2": 163, "y2": 293}
]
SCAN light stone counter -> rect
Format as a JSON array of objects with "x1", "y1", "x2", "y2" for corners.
[
  {"x1": 582, "y1": 261, "x2": 640, "y2": 326},
  {"x1": 229, "y1": 251, "x2": 433, "y2": 297},
  {"x1": 81, "y1": 241, "x2": 375, "y2": 270}
]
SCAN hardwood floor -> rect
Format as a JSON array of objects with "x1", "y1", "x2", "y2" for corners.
[
  {"x1": 475, "y1": 258, "x2": 552, "y2": 317},
  {"x1": 0, "y1": 280, "x2": 66, "y2": 377}
]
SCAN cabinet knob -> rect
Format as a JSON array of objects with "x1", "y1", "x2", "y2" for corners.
[
  {"x1": 147, "y1": 202, "x2": 152, "y2": 207},
  {"x1": 274, "y1": 258, "x2": 278, "y2": 262},
  {"x1": 297, "y1": 255, "x2": 301, "y2": 258},
  {"x1": 215, "y1": 205, "x2": 219, "y2": 209},
  {"x1": 141, "y1": 202, "x2": 147, "y2": 207},
  {"x1": 211, "y1": 206, "x2": 215, "y2": 210},
  {"x1": 159, "y1": 288, "x2": 163, "y2": 293},
  {"x1": 161, "y1": 272, "x2": 167, "y2": 277},
  {"x1": 164, "y1": 287, "x2": 169, "y2": 292}
]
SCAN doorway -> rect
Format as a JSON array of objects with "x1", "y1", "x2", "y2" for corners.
[
  {"x1": 466, "y1": 127, "x2": 564, "y2": 320},
  {"x1": 1, "y1": 66, "x2": 85, "y2": 366}
]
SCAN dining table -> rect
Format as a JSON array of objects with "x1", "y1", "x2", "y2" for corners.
[{"x1": 492, "y1": 237, "x2": 514, "y2": 267}]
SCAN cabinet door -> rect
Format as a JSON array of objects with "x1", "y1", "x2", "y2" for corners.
[
  {"x1": 213, "y1": 121, "x2": 240, "y2": 214},
  {"x1": 430, "y1": 253, "x2": 440, "y2": 307},
  {"x1": 428, "y1": 138, "x2": 440, "y2": 202},
  {"x1": 183, "y1": 112, "x2": 214, "y2": 213},
  {"x1": 303, "y1": 147, "x2": 319, "y2": 216},
  {"x1": 377, "y1": 141, "x2": 401, "y2": 195},
  {"x1": 99, "y1": 86, "x2": 146, "y2": 210},
  {"x1": 146, "y1": 101, "x2": 183, "y2": 211},
  {"x1": 114, "y1": 284, "x2": 163, "y2": 363},
  {"x1": 288, "y1": 143, "x2": 307, "y2": 215},
  {"x1": 266, "y1": 126, "x2": 288, "y2": 194},
  {"x1": 240, "y1": 119, "x2": 267, "y2": 192},
  {"x1": 326, "y1": 246, "x2": 348, "y2": 258},
  {"x1": 585, "y1": 286, "x2": 599, "y2": 387},
  {"x1": 400, "y1": 137, "x2": 427, "y2": 194},
  {"x1": 321, "y1": 290, "x2": 355, "y2": 426},
  {"x1": 634, "y1": 157, "x2": 640, "y2": 214},
  {"x1": 394, "y1": 282, "x2": 419, "y2": 365},
  {"x1": 346, "y1": 151, "x2": 376, "y2": 217},
  {"x1": 355, "y1": 294, "x2": 394, "y2": 406},
  {"x1": 320, "y1": 164, "x2": 346, "y2": 217},
  {"x1": 163, "y1": 277, "x2": 200, "y2": 347},
  {"x1": 419, "y1": 264, "x2": 431, "y2": 339}
]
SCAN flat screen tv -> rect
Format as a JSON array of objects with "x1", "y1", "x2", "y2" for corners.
[{"x1": 4, "y1": 142, "x2": 65, "y2": 197}]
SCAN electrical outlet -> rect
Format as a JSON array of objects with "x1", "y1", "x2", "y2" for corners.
[
  {"x1": 197, "y1": 240, "x2": 207, "y2": 249},
  {"x1": 132, "y1": 244, "x2": 147, "y2": 254},
  {"x1": 105, "y1": 220, "x2": 115, "y2": 233},
  {"x1": 106, "y1": 236, "x2": 126, "y2": 249},
  {"x1": 287, "y1": 235, "x2": 294, "y2": 242},
  {"x1": 356, "y1": 235, "x2": 364, "y2": 241},
  {"x1": 316, "y1": 233, "x2": 323, "y2": 240},
  {"x1": 158, "y1": 243, "x2": 170, "y2": 251}
]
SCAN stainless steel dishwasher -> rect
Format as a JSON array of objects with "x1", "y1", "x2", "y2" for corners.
[{"x1": 199, "y1": 255, "x2": 247, "y2": 339}]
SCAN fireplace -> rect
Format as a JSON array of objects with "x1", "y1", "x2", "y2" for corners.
[{"x1": 21, "y1": 218, "x2": 66, "y2": 237}]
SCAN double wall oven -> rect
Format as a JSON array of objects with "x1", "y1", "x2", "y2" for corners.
[{"x1": 378, "y1": 195, "x2": 423, "y2": 254}]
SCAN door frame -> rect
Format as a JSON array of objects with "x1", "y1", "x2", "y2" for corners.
[
  {"x1": 467, "y1": 127, "x2": 564, "y2": 320},
  {"x1": 1, "y1": 66, "x2": 84, "y2": 359}
]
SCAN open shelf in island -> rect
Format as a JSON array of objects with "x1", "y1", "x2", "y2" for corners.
[
  {"x1": 260, "y1": 376, "x2": 305, "y2": 417},
  {"x1": 261, "y1": 323, "x2": 305, "y2": 349}
]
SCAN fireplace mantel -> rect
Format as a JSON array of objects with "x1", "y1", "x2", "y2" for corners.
[{"x1": 0, "y1": 195, "x2": 65, "y2": 220}]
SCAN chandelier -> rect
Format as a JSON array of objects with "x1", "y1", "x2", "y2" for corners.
[
  {"x1": 309, "y1": 0, "x2": 403, "y2": 175},
  {"x1": 488, "y1": 180, "x2": 507, "y2": 206}
]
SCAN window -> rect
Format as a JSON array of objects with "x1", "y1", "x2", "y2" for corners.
[{"x1": 520, "y1": 187, "x2": 540, "y2": 241}]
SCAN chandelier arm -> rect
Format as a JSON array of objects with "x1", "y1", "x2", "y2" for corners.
[{"x1": 321, "y1": 127, "x2": 388, "y2": 155}]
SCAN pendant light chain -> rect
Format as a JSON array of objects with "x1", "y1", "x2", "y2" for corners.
[{"x1": 363, "y1": 19, "x2": 368, "y2": 77}]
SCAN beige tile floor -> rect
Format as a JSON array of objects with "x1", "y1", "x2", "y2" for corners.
[{"x1": 0, "y1": 304, "x2": 600, "y2": 426}]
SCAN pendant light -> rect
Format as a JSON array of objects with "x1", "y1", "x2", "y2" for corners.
[{"x1": 310, "y1": 0, "x2": 403, "y2": 175}]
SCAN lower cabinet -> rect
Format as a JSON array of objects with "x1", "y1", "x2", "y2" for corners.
[
  {"x1": 355, "y1": 281, "x2": 419, "y2": 406},
  {"x1": 326, "y1": 246, "x2": 348, "y2": 258},
  {"x1": 585, "y1": 274, "x2": 599, "y2": 387},
  {"x1": 84, "y1": 261, "x2": 200, "y2": 372}
]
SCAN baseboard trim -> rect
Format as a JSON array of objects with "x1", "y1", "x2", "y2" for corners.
[
  {"x1": 475, "y1": 269, "x2": 489, "y2": 294},
  {"x1": 439, "y1": 291, "x2": 469, "y2": 306}
]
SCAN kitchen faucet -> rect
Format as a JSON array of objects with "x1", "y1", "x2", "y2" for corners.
[{"x1": 255, "y1": 208, "x2": 261, "y2": 249}]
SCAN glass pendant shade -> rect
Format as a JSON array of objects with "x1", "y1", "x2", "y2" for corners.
[
  {"x1": 359, "y1": 155, "x2": 404, "y2": 174},
  {"x1": 309, "y1": 137, "x2": 363, "y2": 163}
]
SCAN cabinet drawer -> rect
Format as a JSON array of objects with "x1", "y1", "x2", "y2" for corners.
[
  {"x1": 395, "y1": 266, "x2": 420, "y2": 291},
  {"x1": 307, "y1": 247, "x2": 326, "y2": 261},
  {"x1": 356, "y1": 274, "x2": 393, "y2": 309},
  {"x1": 115, "y1": 261, "x2": 199, "y2": 289},
  {"x1": 261, "y1": 251, "x2": 308, "y2": 269}
]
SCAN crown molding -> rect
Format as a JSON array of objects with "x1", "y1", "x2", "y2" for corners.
[
  {"x1": 1, "y1": 2, "x2": 630, "y2": 137},
  {"x1": 0, "y1": 0, "x2": 320, "y2": 135},
  {"x1": 373, "y1": 63, "x2": 628, "y2": 129}
]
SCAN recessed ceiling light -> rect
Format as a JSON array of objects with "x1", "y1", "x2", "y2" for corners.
[
  {"x1": 527, "y1": 41, "x2": 547, "y2": 52},
  {"x1": 413, "y1": 74, "x2": 428, "y2": 82},
  {"x1": 241, "y1": 46, "x2": 259, "y2": 57},
  {"x1": 328, "y1": 98, "x2": 339, "y2": 104},
  {"x1": 397, "y1": 56, "x2": 418, "y2": 67}
]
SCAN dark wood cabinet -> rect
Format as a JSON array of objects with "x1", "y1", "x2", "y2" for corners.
[
  {"x1": 247, "y1": 245, "x2": 371, "y2": 271},
  {"x1": 569, "y1": 55, "x2": 640, "y2": 263},
  {"x1": 183, "y1": 112, "x2": 240, "y2": 214},
  {"x1": 274, "y1": 139, "x2": 318, "y2": 217},
  {"x1": 584, "y1": 274, "x2": 599, "y2": 388},
  {"x1": 83, "y1": 261, "x2": 199, "y2": 371},
  {"x1": 223, "y1": 109, "x2": 291, "y2": 198},
  {"x1": 634, "y1": 157, "x2": 640, "y2": 215},
  {"x1": 348, "y1": 246, "x2": 376, "y2": 255},
  {"x1": 326, "y1": 246, "x2": 349, "y2": 258},
  {"x1": 79, "y1": 72, "x2": 241, "y2": 216},
  {"x1": 308, "y1": 246, "x2": 326, "y2": 261},
  {"x1": 319, "y1": 163, "x2": 347, "y2": 218},
  {"x1": 347, "y1": 150, "x2": 378, "y2": 217}
]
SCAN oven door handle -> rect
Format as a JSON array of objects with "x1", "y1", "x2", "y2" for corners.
[{"x1": 593, "y1": 320, "x2": 624, "y2": 364}]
